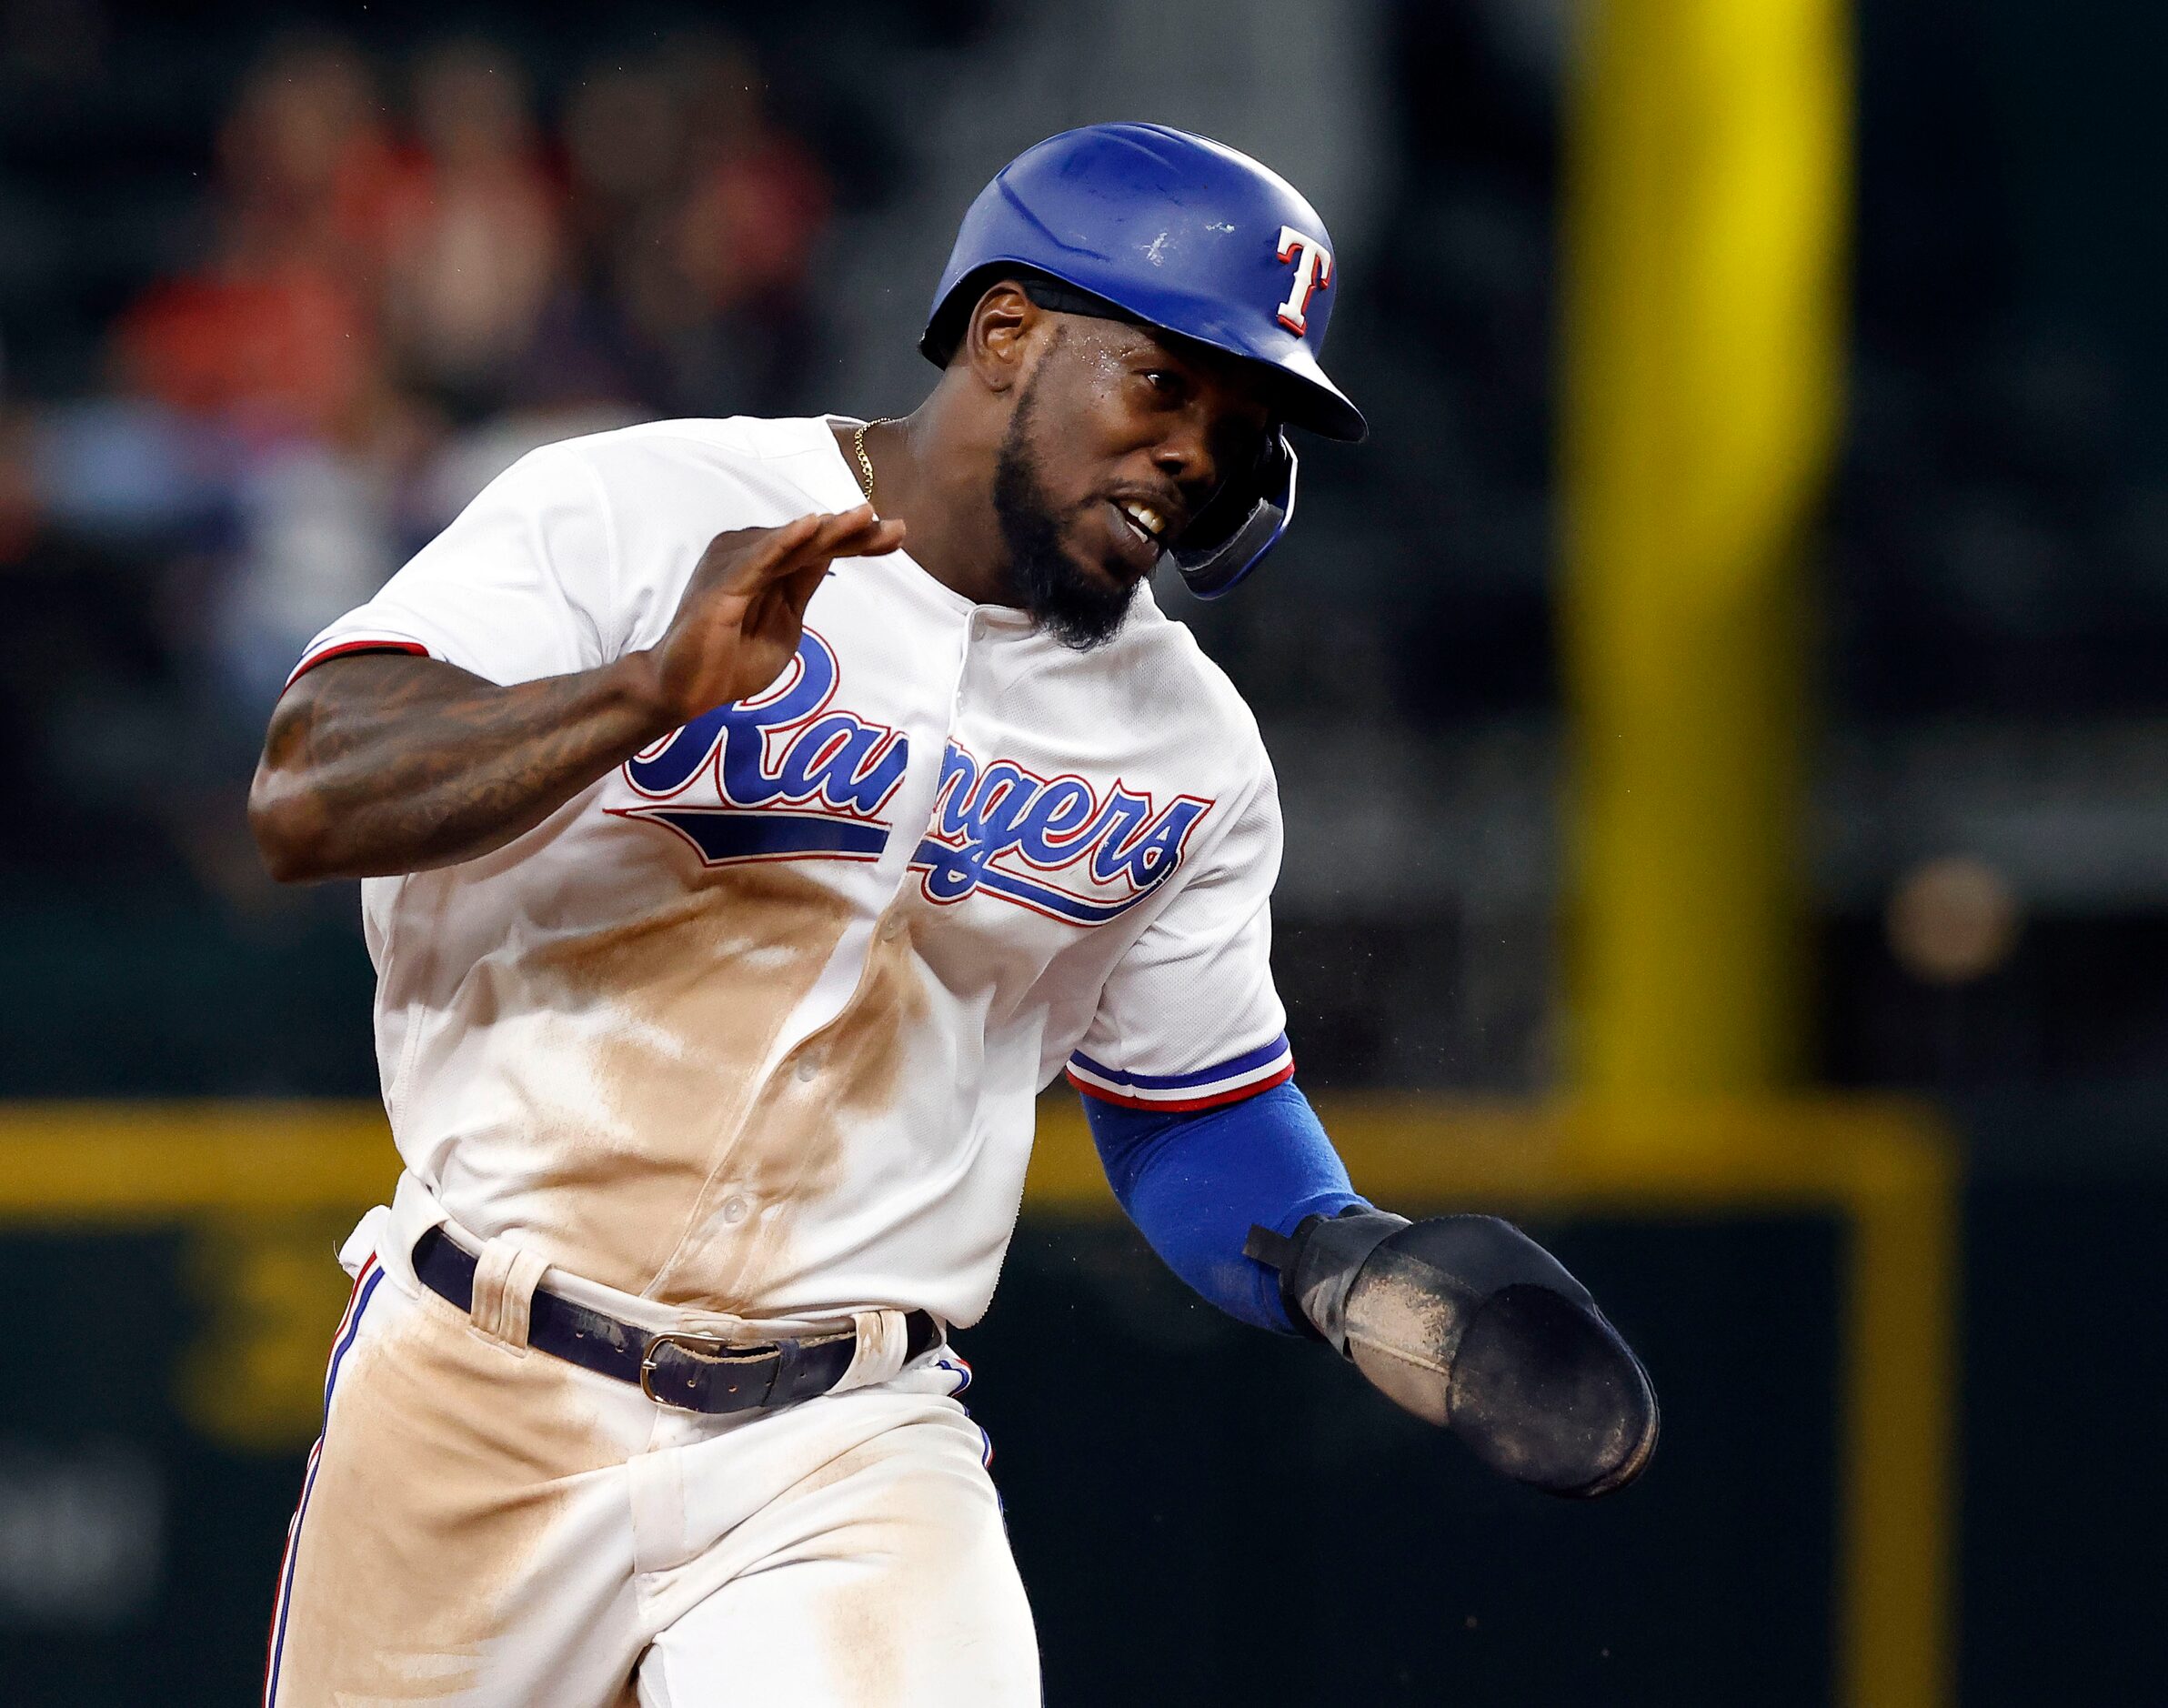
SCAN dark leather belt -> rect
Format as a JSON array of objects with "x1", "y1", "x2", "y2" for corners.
[{"x1": 411, "y1": 1225, "x2": 941, "y2": 1415}]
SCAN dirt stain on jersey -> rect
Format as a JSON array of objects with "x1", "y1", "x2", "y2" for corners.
[
  {"x1": 651, "y1": 902, "x2": 934, "y2": 1310},
  {"x1": 273, "y1": 1291, "x2": 633, "y2": 1703},
  {"x1": 470, "y1": 862, "x2": 859, "y2": 1301}
]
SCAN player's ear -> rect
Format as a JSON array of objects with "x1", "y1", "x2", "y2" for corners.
[{"x1": 962, "y1": 280, "x2": 1037, "y2": 394}]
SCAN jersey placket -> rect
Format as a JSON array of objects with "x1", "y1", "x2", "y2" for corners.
[{"x1": 646, "y1": 601, "x2": 986, "y2": 1309}]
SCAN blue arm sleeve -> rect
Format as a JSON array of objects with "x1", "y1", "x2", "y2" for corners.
[{"x1": 1079, "y1": 1079, "x2": 1368, "y2": 1333}]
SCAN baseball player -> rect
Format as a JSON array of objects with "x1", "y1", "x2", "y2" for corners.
[{"x1": 247, "y1": 123, "x2": 1656, "y2": 1707}]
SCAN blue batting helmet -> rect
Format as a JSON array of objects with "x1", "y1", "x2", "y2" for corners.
[{"x1": 922, "y1": 122, "x2": 1366, "y2": 598}]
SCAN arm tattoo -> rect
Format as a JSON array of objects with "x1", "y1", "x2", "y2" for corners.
[{"x1": 252, "y1": 651, "x2": 671, "y2": 880}]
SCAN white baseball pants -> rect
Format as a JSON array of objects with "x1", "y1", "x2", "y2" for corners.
[{"x1": 263, "y1": 1207, "x2": 1039, "y2": 1707}]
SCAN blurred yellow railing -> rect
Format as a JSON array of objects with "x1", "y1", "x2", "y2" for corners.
[{"x1": 0, "y1": 1095, "x2": 1952, "y2": 1706}]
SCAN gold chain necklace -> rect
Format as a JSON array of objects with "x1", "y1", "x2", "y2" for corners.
[{"x1": 851, "y1": 417, "x2": 898, "y2": 507}]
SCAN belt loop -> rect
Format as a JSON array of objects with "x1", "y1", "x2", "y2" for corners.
[
  {"x1": 832, "y1": 1309, "x2": 908, "y2": 1395},
  {"x1": 469, "y1": 1238, "x2": 550, "y2": 1353},
  {"x1": 337, "y1": 1204, "x2": 390, "y2": 1280}
]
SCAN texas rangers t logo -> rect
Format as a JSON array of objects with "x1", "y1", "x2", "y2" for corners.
[{"x1": 1274, "y1": 226, "x2": 1333, "y2": 334}]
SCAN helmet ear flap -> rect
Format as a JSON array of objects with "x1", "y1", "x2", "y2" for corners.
[{"x1": 1165, "y1": 432, "x2": 1298, "y2": 600}]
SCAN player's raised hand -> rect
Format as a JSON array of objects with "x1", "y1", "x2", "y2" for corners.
[{"x1": 647, "y1": 505, "x2": 905, "y2": 720}]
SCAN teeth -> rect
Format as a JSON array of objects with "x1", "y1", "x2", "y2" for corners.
[{"x1": 1119, "y1": 501, "x2": 1166, "y2": 540}]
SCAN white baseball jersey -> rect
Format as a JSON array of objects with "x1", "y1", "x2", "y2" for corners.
[{"x1": 290, "y1": 416, "x2": 1294, "y2": 1329}]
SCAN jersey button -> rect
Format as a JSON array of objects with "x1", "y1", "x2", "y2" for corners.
[
  {"x1": 795, "y1": 1055, "x2": 820, "y2": 1083},
  {"x1": 721, "y1": 1195, "x2": 751, "y2": 1225},
  {"x1": 879, "y1": 912, "x2": 908, "y2": 941}
]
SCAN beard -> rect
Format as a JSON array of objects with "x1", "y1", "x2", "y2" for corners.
[{"x1": 990, "y1": 370, "x2": 1141, "y2": 651}]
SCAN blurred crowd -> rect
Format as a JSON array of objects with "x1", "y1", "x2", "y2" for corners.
[
  {"x1": 0, "y1": 27, "x2": 839, "y2": 892},
  {"x1": 117, "y1": 33, "x2": 831, "y2": 437}
]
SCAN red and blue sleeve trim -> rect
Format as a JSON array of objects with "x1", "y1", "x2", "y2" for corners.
[
  {"x1": 1066, "y1": 1033, "x2": 1295, "y2": 1111},
  {"x1": 283, "y1": 637, "x2": 432, "y2": 690}
]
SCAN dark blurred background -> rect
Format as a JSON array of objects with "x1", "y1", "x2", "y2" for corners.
[
  {"x1": 0, "y1": 0, "x2": 2163, "y2": 1703},
  {"x1": 8, "y1": 0, "x2": 2168, "y2": 1103}
]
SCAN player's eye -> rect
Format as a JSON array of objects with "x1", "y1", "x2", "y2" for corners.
[{"x1": 1139, "y1": 368, "x2": 1185, "y2": 398}]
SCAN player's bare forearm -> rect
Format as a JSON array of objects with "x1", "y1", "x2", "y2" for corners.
[
  {"x1": 247, "y1": 651, "x2": 678, "y2": 881},
  {"x1": 247, "y1": 507, "x2": 904, "y2": 883}
]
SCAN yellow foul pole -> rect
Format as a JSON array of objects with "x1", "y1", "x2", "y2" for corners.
[
  {"x1": 1561, "y1": 0, "x2": 1850, "y2": 1096},
  {"x1": 1561, "y1": 9, "x2": 1952, "y2": 1707}
]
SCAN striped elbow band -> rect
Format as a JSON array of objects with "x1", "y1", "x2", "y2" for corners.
[{"x1": 1065, "y1": 1034, "x2": 1294, "y2": 1111}]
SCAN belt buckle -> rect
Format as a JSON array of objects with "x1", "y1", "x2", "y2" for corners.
[{"x1": 638, "y1": 1329, "x2": 777, "y2": 1409}]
